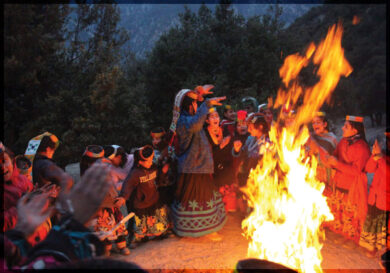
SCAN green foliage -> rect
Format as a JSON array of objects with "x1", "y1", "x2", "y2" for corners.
[
  {"x1": 4, "y1": 4, "x2": 70, "y2": 157},
  {"x1": 4, "y1": 4, "x2": 149, "y2": 167},
  {"x1": 143, "y1": 3, "x2": 286, "y2": 128},
  {"x1": 4, "y1": 3, "x2": 385, "y2": 167}
]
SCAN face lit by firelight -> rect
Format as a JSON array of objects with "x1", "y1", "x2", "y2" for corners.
[
  {"x1": 139, "y1": 153, "x2": 154, "y2": 169},
  {"x1": 207, "y1": 111, "x2": 220, "y2": 128},
  {"x1": 342, "y1": 121, "x2": 357, "y2": 138},
  {"x1": 312, "y1": 116, "x2": 328, "y2": 136},
  {"x1": 152, "y1": 136, "x2": 162, "y2": 149},
  {"x1": 1, "y1": 152, "x2": 14, "y2": 182},
  {"x1": 236, "y1": 121, "x2": 248, "y2": 135},
  {"x1": 248, "y1": 123, "x2": 263, "y2": 139},
  {"x1": 224, "y1": 109, "x2": 236, "y2": 121},
  {"x1": 263, "y1": 109, "x2": 273, "y2": 125}
]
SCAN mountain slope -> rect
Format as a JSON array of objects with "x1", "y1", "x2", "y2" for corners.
[{"x1": 118, "y1": 4, "x2": 319, "y2": 57}]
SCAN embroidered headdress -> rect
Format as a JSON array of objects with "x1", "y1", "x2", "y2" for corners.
[
  {"x1": 169, "y1": 89, "x2": 197, "y2": 133},
  {"x1": 83, "y1": 145, "x2": 104, "y2": 158},
  {"x1": 25, "y1": 132, "x2": 59, "y2": 164},
  {"x1": 150, "y1": 127, "x2": 166, "y2": 139},
  {"x1": 346, "y1": 115, "x2": 364, "y2": 123}
]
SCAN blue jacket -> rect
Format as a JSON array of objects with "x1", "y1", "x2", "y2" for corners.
[
  {"x1": 232, "y1": 135, "x2": 270, "y2": 175},
  {"x1": 176, "y1": 101, "x2": 214, "y2": 174}
]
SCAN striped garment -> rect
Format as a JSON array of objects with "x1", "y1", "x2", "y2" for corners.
[
  {"x1": 171, "y1": 190, "x2": 227, "y2": 237},
  {"x1": 359, "y1": 205, "x2": 389, "y2": 252}
]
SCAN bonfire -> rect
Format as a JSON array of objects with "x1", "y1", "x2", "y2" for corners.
[{"x1": 241, "y1": 22, "x2": 353, "y2": 273}]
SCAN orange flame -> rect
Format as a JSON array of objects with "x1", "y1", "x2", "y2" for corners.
[{"x1": 242, "y1": 22, "x2": 352, "y2": 273}]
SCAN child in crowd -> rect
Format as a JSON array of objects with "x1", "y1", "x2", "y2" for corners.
[
  {"x1": 104, "y1": 144, "x2": 134, "y2": 175},
  {"x1": 2, "y1": 143, "x2": 33, "y2": 232},
  {"x1": 241, "y1": 96, "x2": 258, "y2": 114},
  {"x1": 223, "y1": 110, "x2": 250, "y2": 214},
  {"x1": 230, "y1": 110, "x2": 250, "y2": 145},
  {"x1": 258, "y1": 101, "x2": 274, "y2": 127},
  {"x1": 150, "y1": 127, "x2": 177, "y2": 206},
  {"x1": 81, "y1": 145, "x2": 130, "y2": 256},
  {"x1": 103, "y1": 145, "x2": 132, "y2": 192},
  {"x1": 25, "y1": 132, "x2": 73, "y2": 192},
  {"x1": 220, "y1": 104, "x2": 236, "y2": 136},
  {"x1": 359, "y1": 129, "x2": 390, "y2": 257},
  {"x1": 150, "y1": 127, "x2": 177, "y2": 236},
  {"x1": 233, "y1": 114, "x2": 270, "y2": 215},
  {"x1": 116, "y1": 145, "x2": 170, "y2": 246},
  {"x1": 13, "y1": 155, "x2": 33, "y2": 185},
  {"x1": 233, "y1": 114, "x2": 270, "y2": 187},
  {"x1": 204, "y1": 107, "x2": 236, "y2": 212},
  {"x1": 324, "y1": 115, "x2": 371, "y2": 249},
  {"x1": 307, "y1": 112, "x2": 338, "y2": 197},
  {"x1": 1, "y1": 142, "x2": 52, "y2": 246}
]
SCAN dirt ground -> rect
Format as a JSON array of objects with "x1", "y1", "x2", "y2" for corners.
[
  {"x1": 109, "y1": 212, "x2": 384, "y2": 271},
  {"x1": 65, "y1": 115, "x2": 387, "y2": 271}
]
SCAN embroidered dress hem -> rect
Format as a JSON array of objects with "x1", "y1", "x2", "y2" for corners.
[
  {"x1": 327, "y1": 188, "x2": 362, "y2": 243},
  {"x1": 171, "y1": 191, "x2": 227, "y2": 238},
  {"x1": 132, "y1": 205, "x2": 169, "y2": 242},
  {"x1": 359, "y1": 205, "x2": 388, "y2": 252}
]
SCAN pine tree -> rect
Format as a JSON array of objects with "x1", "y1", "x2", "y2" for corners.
[{"x1": 4, "y1": 4, "x2": 70, "y2": 154}]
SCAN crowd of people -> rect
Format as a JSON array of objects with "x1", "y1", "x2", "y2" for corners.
[{"x1": 1, "y1": 84, "x2": 389, "y2": 270}]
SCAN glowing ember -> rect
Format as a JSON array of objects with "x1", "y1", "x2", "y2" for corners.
[
  {"x1": 241, "y1": 22, "x2": 353, "y2": 273},
  {"x1": 352, "y1": 15, "x2": 360, "y2": 25}
]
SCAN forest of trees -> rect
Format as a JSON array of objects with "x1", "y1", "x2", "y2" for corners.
[{"x1": 4, "y1": 2, "x2": 386, "y2": 167}]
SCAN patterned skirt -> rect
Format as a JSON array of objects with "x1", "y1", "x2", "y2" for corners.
[
  {"x1": 171, "y1": 173, "x2": 227, "y2": 237},
  {"x1": 326, "y1": 188, "x2": 362, "y2": 243},
  {"x1": 359, "y1": 205, "x2": 389, "y2": 252},
  {"x1": 89, "y1": 207, "x2": 128, "y2": 243},
  {"x1": 132, "y1": 204, "x2": 169, "y2": 242}
]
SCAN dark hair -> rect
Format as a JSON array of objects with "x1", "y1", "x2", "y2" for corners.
[
  {"x1": 36, "y1": 136, "x2": 57, "y2": 153},
  {"x1": 206, "y1": 109, "x2": 220, "y2": 120},
  {"x1": 151, "y1": 127, "x2": 166, "y2": 135},
  {"x1": 181, "y1": 95, "x2": 196, "y2": 113},
  {"x1": 80, "y1": 145, "x2": 104, "y2": 176},
  {"x1": 349, "y1": 120, "x2": 367, "y2": 143},
  {"x1": 1, "y1": 145, "x2": 15, "y2": 160},
  {"x1": 258, "y1": 107, "x2": 270, "y2": 115},
  {"x1": 116, "y1": 146, "x2": 127, "y2": 167},
  {"x1": 150, "y1": 127, "x2": 169, "y2": 150},
  {"x1": 223, "y1": 105, "x2": 234, "y2": 114},
  {"x1": 15, "y1": 155, "x2": 32, "y2": 170},
  {"x1": 250, "y1": 114, "x2": 269, "y2": 136},
  {"x1": 313, "y1": 115, "x2": 332, "y2": 132},
  {"x1": 134, "y1": 145, "x2": 154, "y2": 166},
  {"x1": 103, "y1": 145, "x2": 115, "y2": 158},
  {"x1": 103, "y1": 145, "x2": 127, "y2": 168}
]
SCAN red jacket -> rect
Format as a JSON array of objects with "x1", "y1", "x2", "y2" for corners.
[
  {"x1": 11, "y1": 171, "x2": 33, "y2": 194},
  {"x1": 2, "y1": 175, "x2": 33, "y2": 232},
  {"x1": 3, "y1": 182, "x2": 23, "y2": 232},
  {"x1": 333, "y1": 137, "x2": 370, "y2": 224},
  {"x1": 365, "y1": 154, "x2": 390, "y2": 211},
  {"x1": 333, "y1": 137, "x2": 370, "y2": 190}
]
